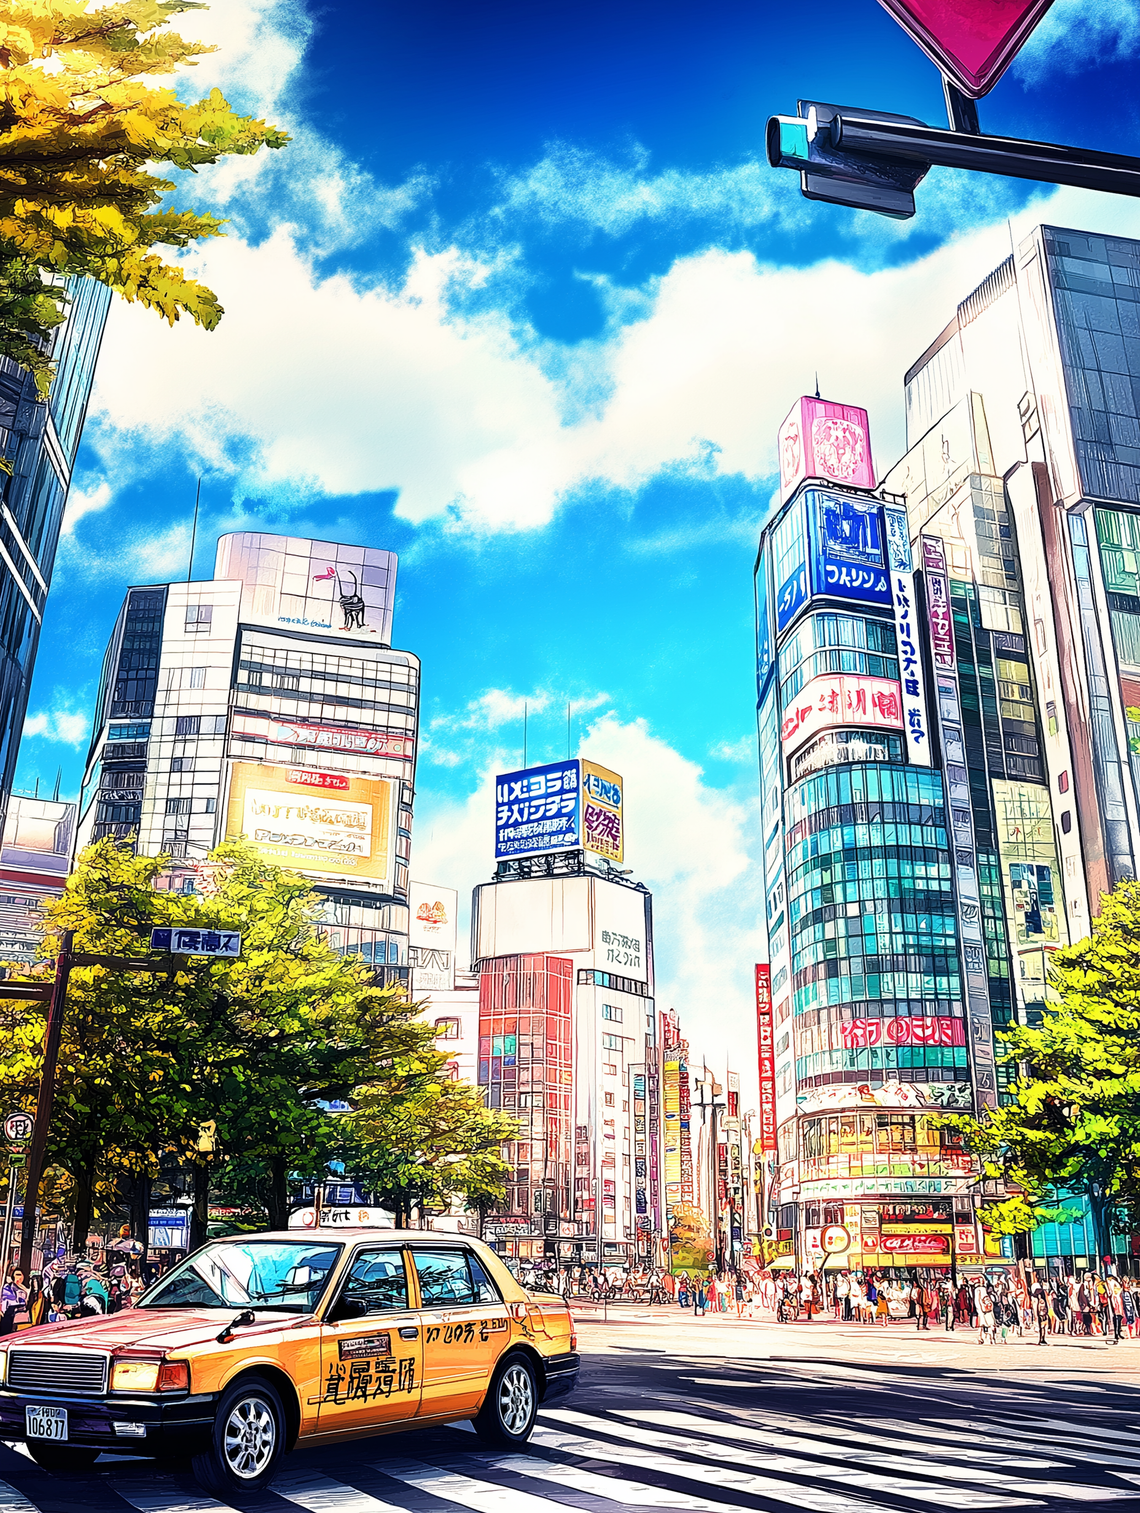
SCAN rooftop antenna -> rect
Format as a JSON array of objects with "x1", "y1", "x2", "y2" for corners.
[
  {"x1": 566, "y1": 700, "x2": 571, "y2": 759},
  {"x1": 523, "y1": 701, "x2": 528, "y2": 769},
  {"x1": 33, "y1": 778, "x2": 38, "y2": 798},
  {"x1": 814, "y1": 372, "x2": 821, "y2": 399},
  {"x1": 186, "y1": 476, "x2": 201, "y2": 584},
  {"x1": 52, "y1": 767, "x2": 60, "y2": 802}
]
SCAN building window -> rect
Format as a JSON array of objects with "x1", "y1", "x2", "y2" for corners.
[
  {"x1": 185, "y1": 605, "x2": 213, "y2": 632},
  {"x1": 165, "y1": 797, "x2": 191, "y2": 816},
  {"x1": 204, "y1": 798, "x2": 217, "y2": 814},
  {"x1": 247, "y1": 670, "x2": 264, "y2": 688},
  {"x1": 434, "y1": 1016, "x2": 461, "y2": 1039},
  {"x1": 189, "y1": 667, "x2": 207, "y2": 689},
  {"x1": 601, "y1": 1004, "x2": 623, "y2": 1022},
  {"x1": 1061, "y1": 810, "x2": 1072, "y2": 833},
  {"x1": 602, "y1": 1034, "x2": 622, "y2": 1051},
  {"x1": 109, "y1": 723, "x2": 150, "y2": 740},
  {"x1": 273, "y1": 672, "x2": 300, "y2": 691},
  {"x1": 175, "y1": 715, "x2": 200, "y2": 737},
  {"x1": 171, "y1": 757, "x2": 193, "y2": 773},
  {"x1": 604, "y1": 1092, "x2": 614, "y2": 1107},
  {"x1": 180, "y1": 876, "x2": 197, "y2": 895},
  {"x1": 604, "y1": 1062, "x2": 618, "y2": 1076},
  {"x1": 1058, "y1": 770, "x2": 1069, "y2": 793}
]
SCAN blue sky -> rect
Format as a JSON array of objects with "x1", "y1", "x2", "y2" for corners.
[{"x1": 18, "y1": 0, "x2": 1140, "y2": 1079}]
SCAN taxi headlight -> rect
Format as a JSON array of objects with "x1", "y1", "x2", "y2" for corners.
[{"x1": 110, "y1": 1358, "x2": 188, "y2": 1393}]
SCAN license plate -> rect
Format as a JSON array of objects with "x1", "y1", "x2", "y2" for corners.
[{"x1": 26, "y1": 1406, "x2": 67, "y2": 1441}]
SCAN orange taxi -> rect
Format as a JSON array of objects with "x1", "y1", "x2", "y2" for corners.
[{"x1": 0, "y1": 1230, "x2": 579, "y2": 1497}]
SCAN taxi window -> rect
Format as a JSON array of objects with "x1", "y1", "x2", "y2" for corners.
[
  {"x1": 335, "y1": 1248, "x2": 410, "y2": 1318},
  {"x1": 469, "y1": 1254, "x2": 501, "y2": 1303},
  {"x1": 412, "y1": 1249, "x2": 481, "y2": 1306}
]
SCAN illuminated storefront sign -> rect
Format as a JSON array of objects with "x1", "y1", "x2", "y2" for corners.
[
  {"x1": 235, "y1": 713, "x2": 415, "y2": 760},
  {"x1": 581, "y1": 758, "x2": 623, "y2": 863},
  {"x1": 781, "y1": 673, "x2": 903, "y2": 753},
  {"x1": 875, "y1": 1233, "x2": 948, "y2": 1254},
  {"x1": 495, "y1": 759, "x2": 579, "y2": 858},
  {"x1": 778, "y1": 396, "x2": 876, "y2": 505},
  {"x1": 797, "y1": 1078, "x2": 973, "y2": 1114},
  {"x1": 885, "y1": 506, "x2": 931, "y2": 767},
  {"x1": 921, "y1": 535, "x2": 956, "y2": 671},
  {"x1": 226, "y1": 762, "x2": 395, "y2": 884},
  {"x1": 838, "y1": 1016, "x2": 966, "y2": 1048},
  {"x1": 755, "y1": 964, "x2": 777, "y2": 1151}
]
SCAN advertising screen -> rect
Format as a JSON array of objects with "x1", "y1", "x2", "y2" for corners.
[
  {"x1": 755, "y1": 965, "x2": 776, "y2": 1151},
  {"x1": 808, "y1": 489, "x2": 891, "y2": 611},
  {"x1": 226, "y1": 762, "x2": 395, "y2": 884},
  {"x1": 494, "y1": 759, "x2": 580, "y2": 859},
  {"x1": 215, "y1": 533, "x2": 397, "y2": 645},
  {"x1": 409, "y1": 881, "x2": 458, "y2": 993},
  {"x1": 778, "y1": 397, "x2": 876, "y2": 505},
  {"x1": 581, "y1": 758, "x2": 623, "y2": 862}
]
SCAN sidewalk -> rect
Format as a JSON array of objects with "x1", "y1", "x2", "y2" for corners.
[{"x1": 569, "y1": 1301, "x2": 1140, "y2": 1375}]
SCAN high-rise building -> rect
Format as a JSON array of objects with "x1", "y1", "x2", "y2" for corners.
[
  {"x1": 755, "y1": 397, "x2": 985, "y2": 1275},
  {"x1": 882, "y1": 222, "x2": 1140, "y2": 1270},
  {"x1": 470, "y1": 757, "x2": 661, "y2": 1269},
  {"x1": 0, "y1": 794, "x2": 76, "y2": 961},
  {"x1": 77, "y1": 532, "x2": 418, "y2": 977},
  {"x1": 0, "y1": 279, "x2": 111, "y2": 826},
  {"x1": 409, "y1": 881, "x2": 479, "y2": 1083}
]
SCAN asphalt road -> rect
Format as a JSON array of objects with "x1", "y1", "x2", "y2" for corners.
[{"x1": 3, "y1": 1310, "x2": 1140, "y2": 1513}]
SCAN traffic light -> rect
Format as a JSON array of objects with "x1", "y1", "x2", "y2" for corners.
[{"x1": 766, "y1": 100, "x2": 930, "y2": 219}]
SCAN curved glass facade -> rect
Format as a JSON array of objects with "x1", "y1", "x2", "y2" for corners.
[{"x1": 784, "y1": 762, "x2": 963, "y2": 1090}]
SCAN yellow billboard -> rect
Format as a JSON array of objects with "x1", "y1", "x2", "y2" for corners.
[
  {"x1": 580, "y1": 758, "x2": 623, "y2": 863},
  {"x1": 226, "y1": 763, "x2": 394, "y2": 884}
]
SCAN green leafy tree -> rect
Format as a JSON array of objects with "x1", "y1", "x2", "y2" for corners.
[
  {"x1": 338, "y1": 1053, "x2": 517, "y2": 1227},
  {"x1": 0, "y1": 0, "x2": 288, "y2": 390},
  {"x1": 945, "y1": 878, "x2": 1140, "y2": 1260}
]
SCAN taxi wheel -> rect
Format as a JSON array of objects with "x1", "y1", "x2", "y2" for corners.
[
  {"x1": 192, "y1": 1376, "x2": 284, "y2": 1497},
  {"x1": 473, "y1": 1353, "x2": 538, "y2": 1446},
  {"x1": 26, "y1": 1444, "x2": 100, "y2": 1473}
]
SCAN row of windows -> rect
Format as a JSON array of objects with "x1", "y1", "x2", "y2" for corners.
[
  {"x1": 779, "y1": 647, "x2": 899, "y2": 712},
  {"x1": 777, "y1": 611, "x2": 896, "y2": 684},
  {"x1": 165, "y1": 797, "x2": 217, "y2": 815},
  {"x1": 787, "y1": 851, "x2": 954, "y2": 900},
  {"x1": 786, "y1": 763, "x2": 946, "y2": 824},
  {"x1": 787, "y1": 825, "x2": 952, "y2": 870},
  {"x1": 796, "y1": 1046, "x2": 970, "y2": 1075},
  {"x1": 802, "y1": 1111, "x2": 956, "y2": 1157},
  {"x1": 794, "y1": 974, "x2": 963, "y2": 1013}
]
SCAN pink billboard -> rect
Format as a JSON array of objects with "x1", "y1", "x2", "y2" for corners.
[
  {"x1": 780, "y1": 672, "x2": 903, "y2": 753},
  {"x1": 778, "y1": 396, "x2": 876, "y2": 504}
]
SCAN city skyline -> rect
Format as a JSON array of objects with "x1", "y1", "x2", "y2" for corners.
[{"x1": 12, "y1": 0, "x2": 1140, "y2": 1080}]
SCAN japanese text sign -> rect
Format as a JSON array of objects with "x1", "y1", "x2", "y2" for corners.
[
  {"x1": 495, "y1": 759, "x2": 580, "y2": 859},
  {"x1": 780, "y1": 673, "x2": 904, "y2": 753},
  {"x1": 886, "y1": 508, "x2": 931, "y2": 767},
  {"x1": 922, "y1": 535, "x2": 956, "y2": 672},
  {"x1": 581, "y1": 758, "x2": 624, "y2": 863},
  {"x1": 755, "y1": 965, "x2": 777, "y2": 1151},
  {"x1": 151, "y1": 928, "x2": 241, "y2": 957}
]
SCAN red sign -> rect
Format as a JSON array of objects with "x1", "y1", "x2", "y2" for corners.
[
  {"x1": 879, "y1": 1233, "x2": 948, "y2": 1254},
  {"x1": 921, "y1": 537, "x2": 955, "y2": 672},
  {"x1": 778, "y1": 396, "x2": 875, "y2": 505},
  {"x1": 755, "y1": 965, "x2": 777, "y2": 1152},
  {"x1": 286, "y1": 768, "x2": 349, "y2": 791},
  {"x1": 840, "y1": 1016, "x2": 965, "y2": 1049},
  {"x1": 873, "y1": 0, "x2": 1054, "y2": 99},
  {"x1": 235, "y1": 714, "x2": 415, "y2": 761},
  {"x1": 955, "y1": 1224, "x2": 978, "y2": 1254},
  {"x1": 780, "y1": 673, "x2": 903, "y2": 752}
]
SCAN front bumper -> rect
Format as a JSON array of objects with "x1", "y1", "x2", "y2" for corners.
[
  {"x1": 540, "y1": 1351, "x2": 580, "y2": 1402},
  {"x1": 0, "y1": 1388, "x2": 218, "y2": 1455}
]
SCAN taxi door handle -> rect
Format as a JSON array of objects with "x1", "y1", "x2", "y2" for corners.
[{"x1": 399, "y1": 1326, "x2": 418, "y2": 1339}]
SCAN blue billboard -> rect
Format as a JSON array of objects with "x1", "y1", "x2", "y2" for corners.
[
  {"x1": 808, "y1": 487, "x2": 891, "y2": 610},
  {"x1": 495, "y1": 759, "x2": 580, "y2": 859},
  {"x1": 755, "y1": 546, "x2": 774, "y2": 696}
]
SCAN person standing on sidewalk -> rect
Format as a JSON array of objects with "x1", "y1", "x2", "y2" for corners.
[
  {"x1": 1107, "y1": 1273, "x2": 1125, "y2": 1342},
  {"x1": 941, "y1": 1278, "x2": 955, "y2": 1331},
  {"x1": 1033, "y1": 1285, "x2": 1050, "y2": 1345}
]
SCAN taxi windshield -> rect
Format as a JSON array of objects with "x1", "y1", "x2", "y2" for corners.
[{"x1": 140, "y1": 1239, "x2": 343, "y2": 1313}]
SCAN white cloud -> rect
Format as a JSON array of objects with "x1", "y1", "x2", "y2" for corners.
[
  {"x1": 61, "y1": 480, "x2": 112, "y2": 536},
  {"x1": 709, "y1": 736, "x2": 755, "y2": 764},
  {"x1": 413, "y1": 710, "x2": 763, "y2": 1091},
  {"x1": 1014, "y1": 0, "x2": 1140, "y2": 81},
  {"x1": 23, "y1": 710, "x2": 88, "y2": 746}
]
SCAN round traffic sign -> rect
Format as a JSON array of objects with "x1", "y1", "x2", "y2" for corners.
[{"x1": 4, "y1": 1113, "x2": 32, "y2": 1143}]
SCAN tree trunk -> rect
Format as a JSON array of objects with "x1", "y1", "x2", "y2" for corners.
[
  {"x1": 190, "y1": 1163, "x2": 210, "y2": 1252},
  {"x1": 131, "y1": 1174, "x2": 151, "y2": 1269},
  {"x1": 1089, "y1": 1187, "x2": 1112, "y2": 1269},
  {"x1": 268, "y1": 1156, "x2": 289, "y2": 1231},
  {"x1": 71, "y1": 1160, "x2": 95, "y2": 1259}
]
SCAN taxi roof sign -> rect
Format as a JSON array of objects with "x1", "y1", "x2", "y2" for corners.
[{"x1": 873, "y1": 0, "x2": 1055, "y2": 98}]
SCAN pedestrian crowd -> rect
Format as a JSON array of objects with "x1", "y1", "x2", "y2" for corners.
[{"x1": 0, "y1": 1254, "x2": 149, "y2": 1334}]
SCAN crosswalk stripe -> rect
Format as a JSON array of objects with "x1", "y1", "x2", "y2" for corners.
[
  {"x1": 527, "y1": 1421, "x2": 980, "y2": 1513},
  {"x1": 630, "y1": 1409, "x2": 1068, "y2": 1484},
  {"x1": 719, "y1": 1411, "x2": 1067, "y2": 1469},
  {"x1": 543, "y1": 1409, "x2": 1038, "y2": 1508},
  {"x1": 882, "y1": 1418, "x2": 1140, "y2": 1469},
  {"x1": 0, "y1": 1480, "x2": 39, "y2": 1513},
  {"x1": 273, "y1": 1469, "x2": 408, "y2": 1513},
  {"x1": 491, "y1": 1450, "x2": 769, "y2": 1510},
  {"x1": 116, "y1": 1491, "x2": 241, "y2": 1513},
  {"x1": 377, "y1": 1458, "x2": 587, "y2": 1511}
]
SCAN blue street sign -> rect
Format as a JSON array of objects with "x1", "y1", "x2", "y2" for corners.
[{"x1": 150, "y1": 928, "x2": 242, "y2": 957}]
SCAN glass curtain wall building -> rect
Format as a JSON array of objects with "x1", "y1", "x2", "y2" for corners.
[
  {"x1": 0, "y1": 278, "x2": 111, "y2": 825},
  {"x1": 757, "y1": 398, "x2": 987, "y2": 1275},
  {"x1": 881, "y1": 222, "x2": 1140, "y2": 1270}
]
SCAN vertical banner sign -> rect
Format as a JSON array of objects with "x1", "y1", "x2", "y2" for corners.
[
  {"x1": 884, "y1": 507, "x2": 931, "y2": 767},
  {"x1": 755, "y1": 965, "x2": 777, "y2": 1151},
  {"x1": 922, "y1": 536, "x2": 957, "y2": 671},
  {"x1": 921, "y1": 535, "x2": 995, "y2": 1114}
]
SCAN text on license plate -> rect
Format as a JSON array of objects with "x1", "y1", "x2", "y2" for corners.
[{"x1": 26, "y1": 1406, "x2": 66, "y2": 1441}]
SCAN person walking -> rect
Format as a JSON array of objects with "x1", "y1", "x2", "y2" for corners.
[
  {"x1": 734, "y1": 1275, "x2": 746, "y2": 1318},
  {"x1": 1107, "y1": 1273, "x2": 1125, "y2": 1343},
  {"x1": 975, "y1": 1281, "x2": 996, "y2": 1344},
  {"x1": 0, "y1": 1269, "x2": 27, "y2": 1337},
  {"x1": 941, "y1": 1278, "x2": 955, "y2": 1331},
  {"x1": 1033, "y1": 1285, "x2": 1050, "y2": 1345}
]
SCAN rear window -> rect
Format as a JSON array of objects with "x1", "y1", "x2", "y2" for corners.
[{"x1": 411, "y1": 1249, "x2": 501, "y2": 1306}]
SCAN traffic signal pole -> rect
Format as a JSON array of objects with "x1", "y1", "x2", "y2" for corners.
[{"x1": 19, "y1": 930, "x2": 74, "y2": 1278}]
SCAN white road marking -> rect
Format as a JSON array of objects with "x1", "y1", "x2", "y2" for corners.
[
  {"x1": 492, "y1": 1451, "x2": 767, "y2": 1510},
  {"x1": 116, "y1": 1491, "x2": 241, "y2": 1513},
  {"x1": 0, "y1": 1479, "x2": 39, "y2": 1513},
  {"x1": 725, "y1": 1410, "x2": 1067, "y2": 1469},
  {"x1": 378, "y1": 1459, "x2": 586, "y2": 1511},
  {"x1": 273, "y1": 1469, "x2": 409, "y2": 1513},
  {"x1": 543, "y1": 1409, "x2": 1037, "y2": 1508}
]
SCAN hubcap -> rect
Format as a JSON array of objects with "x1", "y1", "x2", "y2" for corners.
[
  {"x1": 222, "y1": 1395, "x2": 276, "y2": 1479},
  {"x1": 498, "y1": 1362, "x2": 534, "y2": 1435}
]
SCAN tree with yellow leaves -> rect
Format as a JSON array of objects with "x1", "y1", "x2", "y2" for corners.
[{"x1": 0, "y1": 0, "x2": 288, "y2": 389}]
